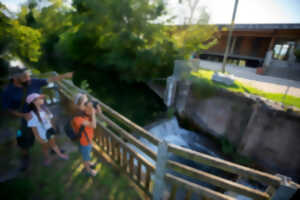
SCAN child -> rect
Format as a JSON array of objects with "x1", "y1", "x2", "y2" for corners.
[
  {"x1": 72, "y1": 100, "x2": 97, "y2": 176},
  {"x1": 26, "y1": 93, "x2": 68, "y2": 165},
  {"x1": 74, "y1": 93, "x2": 88, "y2": 111},
  {"x1": 74, "y1": 93, "x2": 102, "y2": 113}
]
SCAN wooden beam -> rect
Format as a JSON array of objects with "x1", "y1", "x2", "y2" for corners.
[
  {"x1": 60, "y1": 79, "x2": 160, "y2": 146},
  {"x1": 165, "y1": 174, "x2": 236, "y2": 200},
  {"x1": 168, "y1": 144, "x2": 281, "y2": 187},
  {"x1": 168, "y1": 160, "x2": 270, "y2": 200},
  {"x1": 98, "y1": 114, "x2": 157, "y2": 161},
  {"x1": 96, "y1": 120, "x2": 155, "y2": 171}
]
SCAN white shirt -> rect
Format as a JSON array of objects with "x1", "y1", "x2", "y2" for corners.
[{"x1": 27, "y1": 110, "x2": 53, "y2": 141}]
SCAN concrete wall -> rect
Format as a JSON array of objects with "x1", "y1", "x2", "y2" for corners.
[
  {"x1": 181, "y1": 88, "x2": 300, "y2": 182},
  {"x1": 239, "y1": 107, "x2": 300, "y2": 181},
  {"x1": 148, "y1": 82, "x2": 300, "y2": 182}
]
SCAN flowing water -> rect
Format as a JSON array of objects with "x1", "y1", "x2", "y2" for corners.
[{"x1": 129, "y1": 117, "x2": 264, "y2": 200}]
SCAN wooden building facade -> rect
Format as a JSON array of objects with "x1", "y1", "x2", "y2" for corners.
[{"x1": 200, "y1": 24, "x2": 300, "y2": 67}]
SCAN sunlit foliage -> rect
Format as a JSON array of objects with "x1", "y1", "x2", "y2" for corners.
[{"x1": 1, "y1": 0, "x2": 218, "y2": 82}]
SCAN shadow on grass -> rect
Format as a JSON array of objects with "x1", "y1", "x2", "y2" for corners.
[{"x1": 0, "y1": 137, "x2": 141, "y2": 200}]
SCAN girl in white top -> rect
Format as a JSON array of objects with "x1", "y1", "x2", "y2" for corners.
[{"x1": 26, "y1": 93, "x2": 68, "y2": 165}]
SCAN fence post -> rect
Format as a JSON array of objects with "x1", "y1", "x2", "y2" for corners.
[
  {"x1": 271, "y1": 174, "x2": 299, "y2": 200},
  {"x1": 152, "y1": 140, "x2": 169, "y2": 200},
  {"x1": 164, "y1": 76, "x2": 177, "y2": 107},
  {"x1": 175, "y1": 79, "x2": 191, "y2": 115}
]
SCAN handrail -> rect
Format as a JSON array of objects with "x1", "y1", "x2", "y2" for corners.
[
  {"x1": 60, "y1": 79, "x2": 160, "y2": 146},
  {"x1": 98, "y1": 114, "x2": 157, "y2": 160},
  {"x1": 51, "y1": 76, "x2": 292, "y2": 200},
  {"x1": 165, "y1": 173, "x2": 236, "y2": 200},
  {"x1": 96, "y1": 118, "x2": 155, "y2": 171},
  {"x1": 167, "y1": 160, "x2": 270, "y2": 200},
  {"x1": 56, "y1": 80, "x2": 157, "y2": 160},
  {"x1": 168, "y1": 143, "x2": 281, "y2": 188}
]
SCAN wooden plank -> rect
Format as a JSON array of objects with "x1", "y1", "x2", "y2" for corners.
[
  {"x1": 94, "y1": 123, "x2": 157, "y2": 197},
  {"x1": 122, "y1": 148, "x2": 128, "y2": 171},
  {"x1": 107, "y1": 135, "x2": 111, "y2": 156},
  {"x1": 100, "y1": 134, "x2": 104, "y2": 150},
  {"x1": 116, "y1": 143, "x2": 121, "y2": 164},
  {"x1": 165, "y1": 174, "x2": 236, "y2": 200},
  {"x1": 168, "y1": 160, "x2": 270, "y2": 200},
  {"x1": 61, "y1": 79, "x2": 160, "y2": 146},
  {"x1": 103, "y1": 134, "x2": 108, "y2": 153},
  {"x1": 184, "y1": 189, "x2": 192, "y2": 200},
  {"x1": 111, "y1": 137, "x2": 116, "y2": 161},
  {"x1": 137, "y1": 160, "x2": 142, "y2": 185},
  {"x1": 99, "y1": 114, "x2": 157, "y2": 161},
  {"x1": 92, "y1": 138, "x2": 152, "y2": 200},
  {"x1": 168, "y1": 144, "x2": 281, "y2": 187},
  {"x1": 96, "y1": 121, "x2": 155, "y2": 171},
  {"x1": 145, "y1": 166, "x2": 152, "y2": 193},
  {"x1": 129, "y1": 153, "x2": 134, "y2": 177},
  {"x1": 58, "y1": 81, "x2": 157, "y2": 161},
  {"x1": 169, "y1": 184, "x2": 178, "y2": 200}
]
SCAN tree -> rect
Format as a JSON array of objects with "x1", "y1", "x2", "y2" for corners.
[
  {"x1": 54, "y1": 0, "x2": 176, "y2": 81},
  {"x1": 162, "y1": 0, "x2": 218, "y2": 59},
  {"x1": 0, "y1": 2, "x2": 42, "y2": 63}
]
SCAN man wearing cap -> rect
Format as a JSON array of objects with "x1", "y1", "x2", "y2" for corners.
[{"x1": 1, "y1": 66, "x2": 73, "y2": 171}]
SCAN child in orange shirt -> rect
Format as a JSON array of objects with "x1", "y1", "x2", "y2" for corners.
[{"x1": 72, "y1": 101, "x2": 97, "y2": 176}]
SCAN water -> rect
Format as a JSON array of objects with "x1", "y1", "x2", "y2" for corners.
[{"x1": 128, "y1": 117, "x2": 264, "y2": 199}]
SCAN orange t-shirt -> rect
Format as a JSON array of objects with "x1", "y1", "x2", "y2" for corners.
[{"x1": 72, "y1": 116, "x2": 94, "y2": 146}]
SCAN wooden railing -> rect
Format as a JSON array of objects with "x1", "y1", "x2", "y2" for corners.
[
  {"x1": 50, "y1": 76, "x2": 297, "y2": 200},
  {"x1": 165, "y1": 144, "x2": 281, "y2": 200}
]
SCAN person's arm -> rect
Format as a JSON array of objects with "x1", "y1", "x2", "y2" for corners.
[
  {"x1": 7, "y1": 109, "x2": 32, "y2": 121},
  {"x1": 96, "y1": 104, "x2": 102, "y2": 114},
  {"x1": 32, "y1": 127, "x2": 47, "y2": 144},
  {"x1": 47, "y1": 72, "x2": 73, "y2": 83},
  {"x1": 82, "y1": 109, "x2": 96, "y2": 129},
  {"x1": 2, "y1": 89, "x2": 31, "y2": 120}
]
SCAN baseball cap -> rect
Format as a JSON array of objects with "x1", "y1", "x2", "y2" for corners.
[
  {"x1": 9, "y1": 66, "x2": 31, "y2": 79},
  {"x1": 26, "y1": 93, "x2": 45, "y2": 104}
]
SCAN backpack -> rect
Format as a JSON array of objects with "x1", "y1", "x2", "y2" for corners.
[{"x1": 64, "y1": 118, "x2": 91, "y2": 144}]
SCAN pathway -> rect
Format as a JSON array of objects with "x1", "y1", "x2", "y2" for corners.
[{"x1": 199, "y1": 60, "x2": 300, "y2": 98}]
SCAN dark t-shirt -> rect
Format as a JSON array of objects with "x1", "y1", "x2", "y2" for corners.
[{"x1": 1, "y1": 78, "x2": 48, "y2": 125}]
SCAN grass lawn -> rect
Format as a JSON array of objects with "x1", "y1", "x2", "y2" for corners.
[
  {"x1": 190, "y1": 68, "x2": 300, "y2": 109},
  {"x1": 0, "y1": 136, "x2": 141, "y2": 200}
]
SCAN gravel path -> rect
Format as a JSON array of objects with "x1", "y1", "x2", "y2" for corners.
[{"x1": 199, "y1": 60, "x2": 300, "y2": 98}]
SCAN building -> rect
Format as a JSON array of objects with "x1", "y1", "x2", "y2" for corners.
[{"x1": 199, "y1": 23, "x2": 300, "y2": 68}]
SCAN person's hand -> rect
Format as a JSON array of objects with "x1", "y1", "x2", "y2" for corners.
[
  {"x1": 91, "y1": 107, "x2": 96, "y2": 115},
  {"x1": 82, "y1": 94, "x2": 88, "y2": 103},
  {"x1": 96, "y1": 104, "x2": 102, "y2": 114},
  {"x1": 64, "y1": 72, "x2": 73, "y2": 79},
  {"x1": 23, "y1": 113, "x2": 32, "y2": 121}
]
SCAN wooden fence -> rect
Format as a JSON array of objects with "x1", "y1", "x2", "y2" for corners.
[{"x1": 51, "y1": 76, "x2": 297, "y2": 200}]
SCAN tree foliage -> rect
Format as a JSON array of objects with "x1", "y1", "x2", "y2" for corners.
[
  {"x1": 0, "y1": 2, "x2": 42, "y2": 63},
  {"x1": 1, "y1": 0, "x2": 218, "y2": 82}
]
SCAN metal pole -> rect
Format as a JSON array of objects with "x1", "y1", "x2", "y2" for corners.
[{"x1": 222, "y1": 0, "x2": 239, "y2": 73}]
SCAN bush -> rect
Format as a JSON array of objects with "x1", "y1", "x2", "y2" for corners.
[{"x1": 294, "y1": 48, "x2": 300, "y2": 62}]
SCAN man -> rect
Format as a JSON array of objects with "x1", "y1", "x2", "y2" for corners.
[{"x1": 2, "y1": 66, "x2": 73, "y2": 171}]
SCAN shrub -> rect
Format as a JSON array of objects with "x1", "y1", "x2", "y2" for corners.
[{"x1": 294, "y1": 48, "x2": 300, "y2": 62}]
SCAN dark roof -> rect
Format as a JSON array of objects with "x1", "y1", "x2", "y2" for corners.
[{"x1": 216, "y1": 23, "x2": 300, "y2": 30}]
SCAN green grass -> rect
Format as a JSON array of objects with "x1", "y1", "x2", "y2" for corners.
[
  {"x1": 0, "y1": 137, "x2": 141, "y2": 200},
  {"x1": 190, "y1": 69, "x2": 300, "y2": 109}
]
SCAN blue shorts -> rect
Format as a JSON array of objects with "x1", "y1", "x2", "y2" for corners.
[{"x1": 79, "y1": 144, "x2": 92, "y2": 161}]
